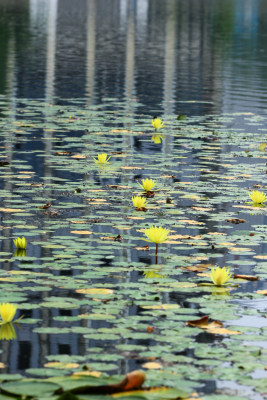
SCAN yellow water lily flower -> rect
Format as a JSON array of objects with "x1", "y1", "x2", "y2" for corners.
[
  {"x1": 144, "y1": 226, "x2": 170, "y2": 244},
  {"x1": 93, "y1": 153, "x2": 111, "y2": 164},
  {"x1": 139, "y1": 178, "x2": 155, "y2": 192},
  {"x1": 151, "y1": 134, "x2": 164, "y2": 144},
  {"x1": 0, "y1": 303, "x2": 17, "y2": 323},
  {"x1": 144, "y1": 226, "x2": 170, "y2": 255},
  {"x1": 249, "y1": 190, "x2": 266, "y2": 204},
  {"x1": 210, "y1": 267, "x2": 232, "y2": 286},
  {"x1": 0, "y1": 323, "x2": 17, "y2": 340},
  {"x1": 152, "y1": 117, "x2": 165, "y2": 132},
  {"x1": 13, "y1": 236, "x2": 27, "y2": 249},
  {"x1": 132, "y1": 196, "x2": 147, "y2": 209}
]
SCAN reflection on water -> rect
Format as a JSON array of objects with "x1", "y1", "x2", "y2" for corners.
[
  {"x1": 0, "y1": 323, "x2": 17, "y2": 341},
  {"x1": 1, "y1": 0, "x2": 267, "y2": 115},
  {"x1": 151, "y1": 134, "x2": 164, "y2": 144},
  {"x1": 1, "y1": 0, "x2": 267, "y2": 396}
]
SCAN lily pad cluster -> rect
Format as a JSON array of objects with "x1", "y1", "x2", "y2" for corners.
[{"x1": 0, "y1": 97, "x2": 267, "y2": 399}]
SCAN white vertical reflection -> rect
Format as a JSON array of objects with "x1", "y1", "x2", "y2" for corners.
[
  {"x1": 43, "y1": 0, "x2": 58, "y2": 186},
  {"x1": 86, "y1": 0, "x2": 96, "y2": 105},
  {"x1": 123, "y1": 1, "x2": 135, "y2": 153},
  {"x1": 29, "y1": 0, "x2": 40, "y2": 27},
  {"x1": 136, "y1": 0, "x2": 148, "y2": 35},
  {"x1": 45, "y1": 0, "x2": 58, "y2": 102},
  {"x1": 120, "y1": 0, "x2": 127, "y2": 24},
  {"x1": 30, "y1": 0, "x2": 49, "y2": 30},
  {"x1": 163, "y1": 0, "x2": 176, "y2": 114},
  {"x1": 6, "y1": 31, "x2": 16, "y2": 107},
  {"x1": 123, "y1": 2, "x2": 136, "y2": 257},
  {"x1": 124, "y1": 2, "x2": 135, "y2": 103},
  {"x1": 163, "y1": 0, "x2": 176, "y2": 153}
]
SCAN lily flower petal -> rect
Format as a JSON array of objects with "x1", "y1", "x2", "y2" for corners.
[{"x1": 210, "y1": 267, "x2": 232, "y2": 286}]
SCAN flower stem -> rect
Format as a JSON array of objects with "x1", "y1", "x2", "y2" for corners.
[{"x1": 155, "y1": 243, "x2": 158, "y2": 255}]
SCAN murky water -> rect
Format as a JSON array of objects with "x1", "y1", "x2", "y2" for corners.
[{"x1": 1, "y1": 1, "x2": 267, "y2": 399}]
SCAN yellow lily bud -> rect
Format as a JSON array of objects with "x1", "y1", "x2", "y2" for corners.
[
  {"x1": 13, "y1": 236, "x2": 27, "y2": 249},
  {"x1": 152, "y1": 117, "x2": 165, "y2": 132},
  {"x1": 0, "y1": 303, "x2": 17, "y2": 323}
]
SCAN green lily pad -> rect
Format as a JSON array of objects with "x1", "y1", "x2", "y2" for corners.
[{"x1": 0, "y1": 381, "x2": 60, "y2": 396}]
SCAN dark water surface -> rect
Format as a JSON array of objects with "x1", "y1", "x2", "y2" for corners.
[
  {"x1": 1, "y1": 0, "x2": 267, "y2": 114},
  {"x1": 1, "y1": 1, "x2": 267, "y2": 399}
]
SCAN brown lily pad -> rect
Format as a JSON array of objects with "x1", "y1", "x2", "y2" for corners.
[
  {"x1": 226, "y1": 218, "x2": 246, "y2": 224},
  {"x1": 186, "y1": 316, "x2": 241, "y2": 335},
  {"x1": 234, "y1": 274, "x2": 259, "y2": 281}
]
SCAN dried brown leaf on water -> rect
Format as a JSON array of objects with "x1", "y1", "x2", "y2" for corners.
[
  {"x1": 257, "y1": 289, "x2": 267, "y2": 295},
  {"x1": 135, "y1": 245, "x2": 149, "y2": 251},
  {"x1": 142, "y1": 362, "x2": 162, "y2": 370},
  {"x1": 234, "y1": 274, "x2": 259, "y2": 281},
  {"x1": 39, "y1": 203, "x2": 51, "y2": 209},
  {"x1": 108, "y1": 185, "x2": 131, "y2": 189},
  {"x1": 56, "y1": 151, "x2": 72, "y2": 156},
  {"x1": 180, "y1": 219, "x2": 205, "y2": 225},
  {"x1": 183, "y1": 264, "x2": 213, "y2": 272},
  {"x1": 70, "y1": 154, "x2": 86, "y2": 159},
  {"x1": 100, "y1": 235, "x2": 122, "y2": 242},
  {"x1": 186, "y1": 316, "x2": 241, "y2": 335},
  {"x1": 68, "y1": 370, "x2": 146, "y2": 394},
  {"x1": 226, "y1": 218, "x2": 246, "y2": 224}
]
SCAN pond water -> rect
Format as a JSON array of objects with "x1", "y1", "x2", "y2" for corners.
[{"x1": 1, "y1": 1, "x2": 267, "y2": 399}]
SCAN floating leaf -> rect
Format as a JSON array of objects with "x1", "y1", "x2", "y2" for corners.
[
  {"x1": 76, "y1": 288, "x2": 113, "y2": 295},
  {"x1": 44, "y1": 362, "x2": 79, "y2": 369},
  {"x1": 226, "y1": 218, "x2": 246, "y2": 224},
  {"x1": 70, "y1": 154, "x2": 86, "y2": 159},
  {"x1": 253, "y1": 255, "x2": 267, "y2": 259},
  {"x1": 70, "y1": 230, "x2": 93, "y2": 235},
  {"x1": 234, "y1": 274, "x2": 258, "y2": 281},
  {"x1": 72, "y1": 371, "x2": 102, "y2": 377},
  {"x1": 179, "y1": 220, "x2": 205, "y2": 225},
  {"x1": 258, "y1": 142, "x2": 267, "y2": 151},
  {"x1": 140, "y1": 304, "x2": 180, "y2": 310},
  {"x1": 256, "y1": 290, "x2": 267, "y2": 295},
  {"x1": 186, "y1": 316, "x2": 241, "y2": 335},
  {"x1": 142, "y1": 362, "x2": 162, "y2": 369},
  {"x1": 0, "y1": 381, "x2": 60, "y2": 396},
  {"x1": 120, "y1": 166, "x2": 142, "y2": 170},
  {"x1": 0, "y1": 208, "x2": 25, "y2": 213}
]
